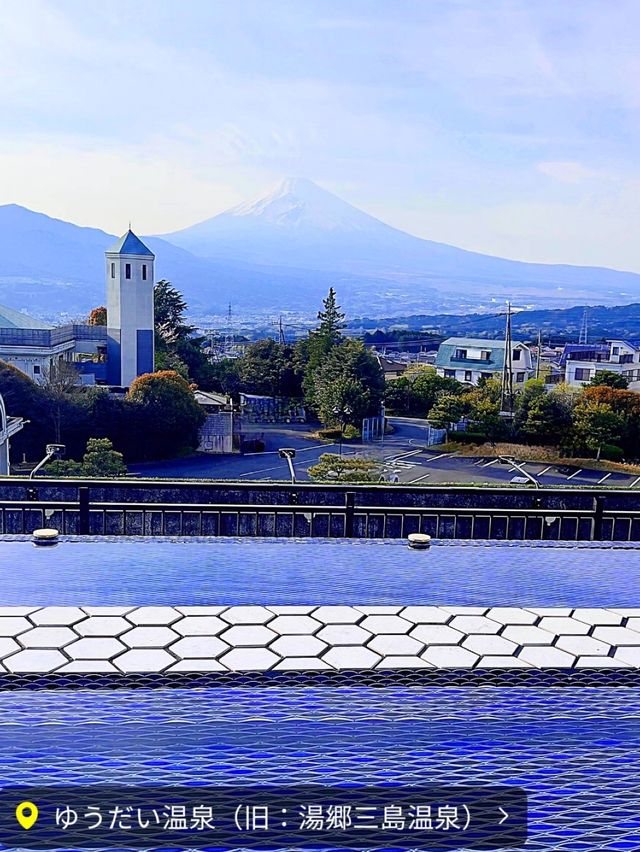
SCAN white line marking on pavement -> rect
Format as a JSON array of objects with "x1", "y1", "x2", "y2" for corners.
[
  {"x1": 630, "y1": 476, "x2": 640, "y2": 489},
  {"x1": 420, "y1": 452, "x2": 456, "y2": 463},
  {"x1": 481, "y1": 458, "x2": 500, "y2": 467},
  {"x1": 566, "y1": 468, "x2": 582, "y2": 480},
  {"x1": 244, "y1": 442, "x2": 337, "y2": 457},
  {"x1": 409, "y1": 471, "x2": 432, "y2": 483},
  {"x1": 597, "y1": 472, "x2": 612, "y2": 485},
  {"x1": 538, "y1": 465, "x2": 552, "y2": 476},
  {"x1": 385, "y1": 449, "x2": 423, "y2": 462}
]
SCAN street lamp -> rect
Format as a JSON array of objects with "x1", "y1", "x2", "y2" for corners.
[
  {"x1": 30, "y1": 444, "x2": 66, "y2": 479},
  {"x1": 278, "y1": 448, "x2": 297, "y2": 484}
]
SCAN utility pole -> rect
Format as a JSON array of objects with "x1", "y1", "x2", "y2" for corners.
[
  {"x1": 278, "y1": 315, "x2": 286, "y2": 345},
  {"x1": 500, "y1": 301, "x2": 514, "y2": 415},
  {"x1": 536, "y1": 329, "x2": 541, "y2": 379}
]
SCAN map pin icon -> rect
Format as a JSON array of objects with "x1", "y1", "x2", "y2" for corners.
[{"x1": 16, "y1": 802, "x2": 38, "y2": 830}]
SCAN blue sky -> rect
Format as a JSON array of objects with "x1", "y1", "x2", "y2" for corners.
[{"x1": 1, "y1": 0, "x2": 639, "y2": 269}]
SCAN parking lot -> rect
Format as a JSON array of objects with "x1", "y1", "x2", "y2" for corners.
[{"x1": 129, "y1": 416, "x2": 640, "y2": 487}]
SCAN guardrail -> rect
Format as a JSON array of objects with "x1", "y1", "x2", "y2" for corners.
[{"x1": 0, "y1": 478, "x2": 637, "y2": 541}]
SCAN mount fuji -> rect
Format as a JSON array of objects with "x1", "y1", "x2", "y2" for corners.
[
  {"x1": 1, "y1": 179, "x2": 640, "y2": 320},
  {"x1": 159, "y1": 177, "x2": 640, "y2": 314}
]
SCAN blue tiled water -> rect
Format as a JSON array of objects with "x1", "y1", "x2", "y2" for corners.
[
  {"x1": 2, "y1": 537, "x2": 640, "y2": 606},
  {"x1": 0, "y1": 686, "x2": 639, "y2": 851}
]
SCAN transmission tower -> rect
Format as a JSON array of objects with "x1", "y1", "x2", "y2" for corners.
[{"x1": 578, "y1": 307, "x2": 588, "y2": 345}]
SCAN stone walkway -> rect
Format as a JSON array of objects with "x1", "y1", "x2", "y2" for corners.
[{"x1": 0, "y1": 606, "x2": 639, "y2": 672}]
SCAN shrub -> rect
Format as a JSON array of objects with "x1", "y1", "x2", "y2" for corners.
[
  {"x1": 449, "y1": 431, "x2": 488, "y2": 445},
  {"x1": 599, "y1": 444, "x2": 624, "y2": 462}
]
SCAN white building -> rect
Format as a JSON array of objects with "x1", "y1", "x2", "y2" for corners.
[
  {"x1": 560, "y1": 340, "x2": 640, "y2": 387},
  {"x1": 106, "y1": 230, "x2": 155, "y2": 387},
  {"x1": 435, "y1": 337, "x2": 535, "y2": 387}
]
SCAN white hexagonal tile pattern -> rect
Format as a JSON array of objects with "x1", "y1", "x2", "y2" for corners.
[
  {"x1": 169, "y1": 636, "x2": 229, "y2": 658},
  {"x1": 20, "y1": 627, "x2": 77, "y2": 648},
  {"x1": 323, "y1": 646, "x2": 381, "y2": 670},
  {"x1": 31, "y1": 607, "x2": 86, "y2": 626},
  {"x1": 538, "y1": 617, "x2": 589, "y2": 636},
  {"x1": 121, "y1": 627, "x2": 179, "y2": 648},
  {"x1": 312, "y1": 606, "x2": 362, "y2": 624},
  {"x1": 127, "y1": 607, "x2": 181, "y2": 626},
  {"x1": 66, "y1": 638, "x2": 126, "y2": 660},
  {"x1": 0, "y1": 617, "x2": 32, "y2": 636},
  {"x1": 613, "y1": 646, "x2": 640, "y2": 666},
  {"x1": 168, "y1": 659, "x2": 226, "y2": 672},
  {"x1": 220, "y1": 625, "x2": 276, "y2": 647},
  {"x1": 359, "y1": 615, "x2": 412, "y2": 635},
  {"x1": 501, "y1": 625, "x2": 555, "y2": 645},
  {"x1": 409, "y1": 624, "x2": 464, "y2": 645},
  {"x1": 59, "y1": 660, "x2": 119, "y2": 673},
  {"x1": 0, "y1": 608, "x2": 39, "y2": 616},
  {"x1": 221, "y1": 606, "x2": 273, "y2": 625},
  {"x1": 475, "y1": 656, "x2": 531, "y2": 668},
  {"x1": 421, "y1": 646, "x2": 478, "y2": 667},
  {"x1": 486, "y1": 608, "x2": 537, "y2": 625},
  {"x1": 367, "y1": 634, "x2": 424, "y2": 656},
  {"x1": 114, "y1": 649, "x2": 175, "y2": 673},
  {"x1": 76, "y1": 617, "x2": 131, "y2": 637},
  {"x1": 517, "y1": 646, "x2": 575, "y2": 668},
  {"x1": 462, "y1": 635, "x2": 518, "y2": 655},
  {"x1": 173, "y1": 616, "x2": 226, "y2": 636},
  {"x1": 400, "y1": 607, "x2": 451, "y2": 624},
  {"x1": 219, "y1": 648, "x2": 280, "y2": 671},
  {"x1": 576, "y1": 656, "x2": 629, "y2": 668},
  {"x1": 316, "y1": 625, "x2": 372, "y2": 645},
  {"x1": 376, "y1": 656, "x2": 432, "y2": 668},
  {"x1": 5, "y1": 650, "x2": 67, "y2": 673},
  {"x1": 571, "y1": 609, "x2": 622, "y2": 626},
  {"x1": 449, "y1": 616, "x2": 500, "y2": 635},
  {"x1": 593, "y1": 626, "x2": 640, "y2": 645},
  {"x1": 268, "y1": 615, "x2": 320, "y2": 635},
  {"x1": 270, "y1": 635, "x2": 327, "y2": 657},
  {"x1": 0, "y1": 638, "x2": 21, "y2": 658},
  {"x1": 274, "y1": 657, "x2": 332, "y2": 670},
  {"x1": 555, "y1": 635, "x2": 611, "y2": 656}
]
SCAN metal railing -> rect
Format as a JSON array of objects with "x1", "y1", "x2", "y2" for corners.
[{"x1": 0, "y1": 478, "x2": 637, "y2": 541}]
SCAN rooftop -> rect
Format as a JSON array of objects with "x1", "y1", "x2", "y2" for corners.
[{"x1": 106, "y1": 229, "x2": 155, "y2": 257}]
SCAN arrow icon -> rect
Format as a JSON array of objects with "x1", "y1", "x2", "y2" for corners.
[{"x1": 498, "y1": 807, "x2": 509, "y2": 825}]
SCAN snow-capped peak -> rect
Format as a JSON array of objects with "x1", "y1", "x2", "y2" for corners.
[{"x1": 223, "y1": 177, "x2": 382, "y2": 233}]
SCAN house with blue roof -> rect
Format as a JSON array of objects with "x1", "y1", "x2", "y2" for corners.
[{"x1": 435, "y1": 337, "x2": 535, "y2": 387}]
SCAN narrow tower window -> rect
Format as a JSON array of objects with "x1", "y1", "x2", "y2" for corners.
[
  {"x1": 125, "y1": 263, "x2": 131, "y2": 279},
  {"x1": 110, "y1": 263, "x2": 115, "y2": 278},
  {"x1": 142, "y1": 264, "x2": 147, "y2": 280}
]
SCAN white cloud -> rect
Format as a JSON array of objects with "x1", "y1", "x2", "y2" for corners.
[{"x1": 537, "y1": 161, "x2": 601, "y2": 184}]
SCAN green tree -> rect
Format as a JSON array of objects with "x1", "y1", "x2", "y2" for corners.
[
  {"x1": 312, "y1": 340, "x2": 385, "y2": 427},
  {"x1": 46, "y1": 438, "x2": 127, "y2": 477},
  {"x1": 153, "y1": 281, "x2": 215, "y2": 388},
  {"x1": 571, "y1": 400, "x2": 624, "y2": 460},
  {"x1": 588, "y1": 370, "x2": 629, "y2": 389},
  {"x1": 236, "y1": 339, "x2": 302, "y2": 398},
  {"x1": 428, "y1": 392, "x2": 465, "y2": 429},
  {"x1": 128, "y1": 370, "x2": 205, "y2": 458},
  {"x1": 300, "y1": 288, "x2": 346, "y2": 407}
]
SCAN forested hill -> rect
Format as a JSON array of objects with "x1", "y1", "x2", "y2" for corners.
[{"x1": 351, "y1": 303, "x2": 640, "y2": 343}]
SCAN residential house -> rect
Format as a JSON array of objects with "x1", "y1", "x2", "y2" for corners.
[{"x1": 435, "y1": 337, "x2": 535, "y2": 387}]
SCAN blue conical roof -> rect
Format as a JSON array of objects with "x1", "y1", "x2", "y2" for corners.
[{"x1": 106, "y1": 229, "x2": 154, "y2": 257}]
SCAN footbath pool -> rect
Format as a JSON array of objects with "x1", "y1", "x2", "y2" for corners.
[
  {"x1": 1, "y1": 537, "x2": 640, "y2": 607},
  {"x1": 0, "y1": 685, "x2": 639, "y2": 851}
]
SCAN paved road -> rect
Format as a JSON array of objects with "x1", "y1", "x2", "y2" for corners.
[{"x1": 129, "y1": 417, "x2": 640, "y2": 488}]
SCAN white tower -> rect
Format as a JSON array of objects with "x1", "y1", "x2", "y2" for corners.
[{"x1": 105, "y1": 230, "x2": 155, "y2": 387}]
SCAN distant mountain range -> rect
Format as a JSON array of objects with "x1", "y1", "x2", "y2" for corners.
[
  {"x1": 352, "y1": 302, "x2": 640, "y2": 343},
  {"x1": 1, "y1": 177, "x2": 640, "y2": 319}
]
